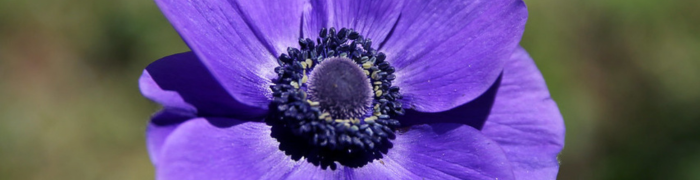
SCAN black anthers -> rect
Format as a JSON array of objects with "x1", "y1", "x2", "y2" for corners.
[{"x1": 267, "y1": 27, "x2": 404, "y2": 167}]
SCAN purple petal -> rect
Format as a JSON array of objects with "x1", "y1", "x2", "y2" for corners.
[
  {"x1": 140, "y1": 52, "x2": 267, "y2": 119},
  {"x1": 398, "y1": 75, "x2": 500, "y2": 129},
  {"x1": 303, "y1": 0, "x2": 403, "y2": 43},
  {"x1": 480, "y1": 47, "x2": 565, "y2": 180},
  {"x1": 154, "y1": 118, "x2": 296, "y2": 180},
  {"x1": 146, "y1": 109, "x2": 195, "y2": 165},
  {"x1": 383, "y1": 0, "x2": 528, "y2": 112},
  {"x1": 140, "y1": 69, "x2": 196, "y2": 114},
  {"x1": 155, "y1": 118, "x2": 513, "y2": 179},
  {"x1": 285, "y1": 124, "x2": 516, "y2": 179},
  {"x1": 156, "y1": 0, "x2": 305, "y2": 109},
  {"x1": 393, "y1": 47, "x2": 564, "y2": 179},
  {"x1": 229, "y1": 0, "x2": 307, "y2": 56},
  {"x1": 382, "y1": 123, "x2": 514, "y2": 180}
]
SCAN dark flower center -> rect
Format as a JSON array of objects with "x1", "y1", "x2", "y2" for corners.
[
  {"x1": 267, "y1": 27, "x2": 404, "y2": 169},
  {"x1": 307, "y1": 57, "x2": 373, "y2": 119}
]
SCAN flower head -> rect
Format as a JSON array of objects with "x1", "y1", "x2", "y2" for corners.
[{"x1": 140, "y1": 0, "x2": 565, "y2": 179}]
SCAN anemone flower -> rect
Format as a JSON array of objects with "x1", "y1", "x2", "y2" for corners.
[{"x1": 140, "y1": 0, "x2": 565, "y2": 179}]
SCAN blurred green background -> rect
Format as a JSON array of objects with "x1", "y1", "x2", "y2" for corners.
[{"x1": 1, "y1": 0, "x2": 698, "y2": 179}]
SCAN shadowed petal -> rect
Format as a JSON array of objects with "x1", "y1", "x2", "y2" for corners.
[
  {"x1": 480, "y1": 47, "x2": 565, "y2": 180},
  {"x1": 303, "y1": 0, "x2": 404, "y2": 43},
  {"x1": 140, "y1": 69, "x2": 196, "y2": 114},
  {"x1": 140, "y1": 52, "x2": 267, "y2": 119},
  {"x1": 394, "y1": 47, "x2": 564, "y2": 179},
  {"x1": 155, "y1": 0, "x2": 306, "y2": 109},
  {"x1": 146, "y1": 109, "x2": 195, "y2": 165},
  {"x1": 155, "y1": 118, "x2": 514, "y2": 179},
  {"x1": 398, "y1": 75, "x2": 501, "y2": 129},
  {"x1": 382, "y1": 0, "x2": 527, "y2": 112},
  {"x1": 231, "y1": 0, "x2": 307, "y2": 56}
]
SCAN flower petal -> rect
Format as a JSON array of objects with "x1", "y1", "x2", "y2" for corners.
[
  {"x1": 480, "y1": 47, "x2": 565, "y2": 180},
  {"x1": 155, "y1": 118, "x2": 298, "y2": 180},
  {"x1": 155, "y1": 118, "x2": 514, "y2": 179},
  {"x1": 383, "y1": 0, "x2": 528, "y2": 112},
  {"x1": 155, "y1": 0, "x2": 306, "y2": 109},
  {"x1": 303, "y1": 0, "x2": 404, "y2": 43},
  {"x1": 230, "y1": 0, "x2": 307, "y2": 56},
  {"x1": 393, "y1": 47, "x2": 564, "y2": 179},
  {"x1": 140, "y1": 69, "x2": 196, "y2": 114},
  {"x1": 140, "y1": 52, "x2": 267, "y2": 119},
  {"x1": 389, "y1": 123, "x2": 514, "y2": 180},
  {"x1": 285, "y1": 123, "x2": 515, "y2": 180},
  {"x1": 146, "y1": 109, "x2": 195, "y2": 165},
  {"x1": 398, "y1": 75, "x2": 501, "y2": 129}
]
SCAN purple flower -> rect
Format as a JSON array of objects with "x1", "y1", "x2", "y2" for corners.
[{"x1": 140, "y1": 0, "x2": 565, "y2": 179}]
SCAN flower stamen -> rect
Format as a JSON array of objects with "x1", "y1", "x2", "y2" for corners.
[{"x1": 267, "y1": 27, "x2": 404, "y2": 167}]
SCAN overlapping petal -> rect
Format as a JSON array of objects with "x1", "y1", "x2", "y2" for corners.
[
  {"x1": 148, "y1": 1, "x2": 562, "y2": 179},
  {"x1": 303, "y1": 0, "x2": 404, "y2": 43},
  {"x1": 156, "y1": 0, "x2": 527, "y2": 114},
  {"x1": 396, "y1": 47, "x2": 565, "y2": 179},
  {"x1": 480, "y1": 47, "x2": 565, "y2": 180},
  {"x1": 153, "y1": 118, "x2": 514, "y2": 180},
  {"x1": 381, "y1": 0, "x2": 528, "y2": 113},
  {"x1": 155, "y1": 0, "x2": 304, "y2": 110},
  {"x1": 139, "y1": 52, "x2": 267, "y2": 119},
  {"x1": 139, "y1": 68, "x2": 196, "y2": 114},
  {"x1": 304, "y1": 0, "x2": 527, "y2": 113},
  {"x1": 384, "y1": 123, "x2": 514, "y2": 180},
  {"x1": 230, "y1": 0, "x2": 307, "y2": 56},
  {"x1": 146, "y1": 109, "x2": 195, "y2": 165},
  {"x1": 397, "y1": 75, "x2": 501, "y2": 129}
]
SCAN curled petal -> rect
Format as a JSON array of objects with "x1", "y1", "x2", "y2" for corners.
[
  {"x1": 140, "y1": 52, "x2": 267, "y2": 119},
  {"x1": 155, "y1": 0, "x2": 308, "y2": 109},
  {"x1": 140, "y1": 68, "x2": 196, "y2": 114}
]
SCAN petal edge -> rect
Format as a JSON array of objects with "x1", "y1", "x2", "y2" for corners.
[{"x1": 481, "y1": 47, "x2": 565, "y2": 180}]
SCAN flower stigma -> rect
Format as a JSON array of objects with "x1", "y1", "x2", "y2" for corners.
[
  {"x1": 307, "y1": 57, "x2": 373, "y2": 119},
  {"x1": 267, "y1": 28, "x2": 404, "y2": 169}
]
